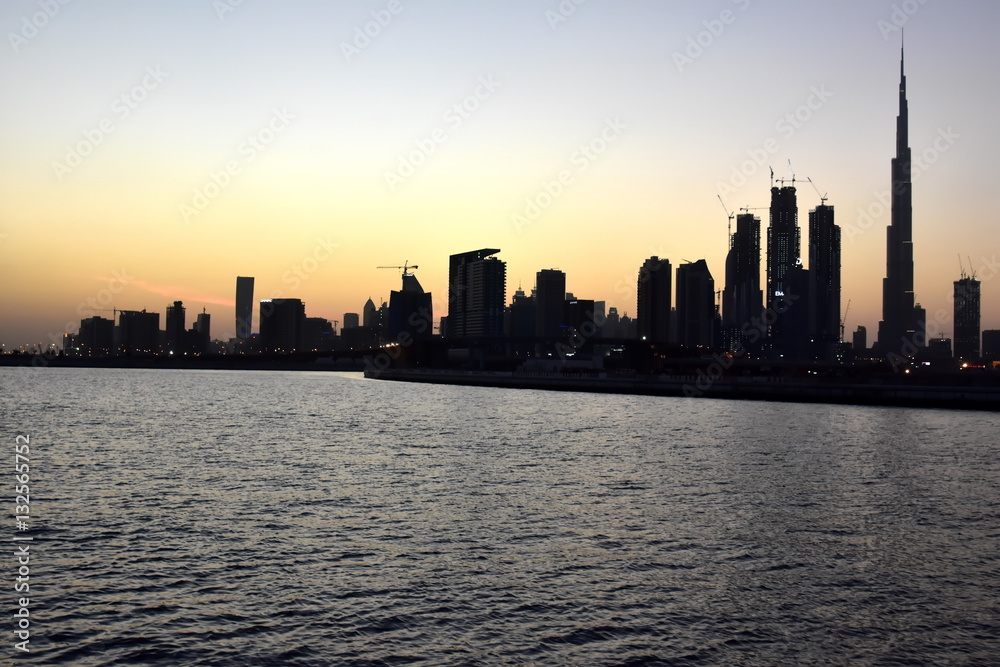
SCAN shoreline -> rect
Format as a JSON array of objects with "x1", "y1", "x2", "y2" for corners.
[
  {"x1": 364, "y1": 368, "x2": 1000, "y2": 412},
  {"x1": 5, "y1": 357, "x2": 998, "y2": 411}
]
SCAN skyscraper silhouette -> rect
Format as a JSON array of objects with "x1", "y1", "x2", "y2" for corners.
[
  {"x1": 808, "y1": 203, "x2": 841, "y2": 359},
  {"x1": 117, "y1": 310, "x2": 159, "y2": 355},
  {"x1": 954, "y1": 274, "x2": 981, "y2": 360},
  {"x1": 363, "y1": 298, "x2": 378, "y2": 328},
  {"x1": 447, "y1": 249, "x2": 506, "y2": 338},
  {"x1": 766, "y1": 185, "x2": 801, "y2": 355},
  {"x1": 235, "y1": 277, "x2": 254, "y2": 341},
  {"x1": 194, "y1": 311, "x2": 211, "y2": 354},
  {"x1": 535, "y1": 269, "x2": 566, "y2": 339},
  {"x1": 508, "y1": 285, "x2": 536, "y2": 340},
  {"x1": 78, "y1": 316, "x2": 114, "y2": 357},
  {"x1": 676, "y1": 260, "x2": 716, "y2": 349},
  {"x1": 723, "y1": 213, "x2": 762, "y2": 354},
  {"x1": 637, "y1": 257, "x2": 672, "y2": 344},
  {"x1": 165, "y1": 301, "x2": 186, "y2": 355},
  {"x1": 259, "y1": 298, "x2": 305, "y2": 353},
  {"x1": 877, "y1": 45, "x2": 924, "y2": 357},
  {"x1": 388, "y1": 271, "x2": 433, "y2": 342},
  {"x1": 767, "y1": 186, "x2": 800, "y2": 309}
]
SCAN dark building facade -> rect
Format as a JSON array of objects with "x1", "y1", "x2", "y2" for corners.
[
  {"x1": 78, "y1": 316, "x2": 114, "y2": 357},
  {"x1": 775, "y1": 266, "x2": 812, "y2": 360},
  {"x1": 877, "y1": 47, "x2": 924, "y2": 357},
  {"x1": 722, "y1": 213, "x2": 762, "y2": 354},
  {"x1": 953, "y1": 275, "x2": 981, "y2": 360},
  {"x1": 534, "y1": 269, "x2": 566, "y2": 339},
  {"x1": 388, "y1": 272, "x2": 433, "y2": 343},
  {"x1": 507, "y1": 286, "x2": 536, "y2": 339},
  {"x1": 982, "y1": 330, "x2": 1000, "y2": 362},
  {"x1": 676, "y1": 259, "x2": 716, "y2": 349},
  {"x1": 302, "y1": 317, "x2": 334, "y2": 352},
  {"x1": 165, "y1": 301, "x2": 186, "y2": 354},
  {"x1": 808, "y1": 203, "x2": 841, "y2": 360},
  {"x1": 363, "y1": 298, "x2": 378, "y2": 329},
  {"x1": 236, "y1": 276, "x2": 254, "y2": 341},
  {"x1": 767, "y1": 185, "x2": 801, "y2": 313},
  {"x1": 447, "y1": 249, "x2": 506, "y2": 339},
  {"x1": 853, "y1": 325, "x2": 868, "y2": 354},
  {"x1": 637, "y1": 256, "x2": 672, "y2": 344},
  {"x1": 117, "y1": 310, "x2": 160, "y2": 355},
  {"x1": 259, "y1": 298, "x2": 305, "y2": 353},
  {"x1": 193, "y1": 311, "x2": 211, "y2": 354},
  {"x1": 766, "y1": 185, "x2": 806, "y2": 357}
]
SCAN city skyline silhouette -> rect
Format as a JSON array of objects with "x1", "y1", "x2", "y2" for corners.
[{"x1": 1, "y1": 2, "x2": 997, "y2": 350}]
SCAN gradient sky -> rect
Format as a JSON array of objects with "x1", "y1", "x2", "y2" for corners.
[{"x1": 2, "y1": 0, "x2": 998, "y2": 349}]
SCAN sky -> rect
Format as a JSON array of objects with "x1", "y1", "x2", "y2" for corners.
[{"x1": 1, "y1": 0, "x2": 998, "y2": 349}]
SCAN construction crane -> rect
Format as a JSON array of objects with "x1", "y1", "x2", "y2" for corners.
[
  {"x1": 377, "y1": 261, "x2": 419, "y2": 275},
  {"x1": 775, "y1": 159, "x2": 798, "y2": 188},
  {"x1": 807, "y1": 177, "x2": 828, "y2": 205},
  {"x1": 717, "y1": 195, "x2": 734, "y2": 245},
  {"x1": 840, "y1": 299, "x2": 851, "y2": 343}
]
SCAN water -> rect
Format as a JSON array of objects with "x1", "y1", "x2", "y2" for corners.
[{"x1": 1, "y1": 367, "x2": 998, "y2": 665}]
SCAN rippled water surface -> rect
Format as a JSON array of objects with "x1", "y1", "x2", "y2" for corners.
[{"x1": 2, "y1": 368, "x2": 999, "y2": 665}]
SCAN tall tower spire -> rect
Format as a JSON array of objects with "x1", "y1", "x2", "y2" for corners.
[{"x1": 876, "y1": 40, "x2": 922, "y2": 359}]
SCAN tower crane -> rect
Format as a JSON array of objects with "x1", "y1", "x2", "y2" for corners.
[
  {"x1": 775, "y1": 159, "x2": 797, "y2": 188},
  {"x1": 377, "y1": 261, "x2": 419, "y2": 275},
  {"x1": 807, "y1": 177, "x2": 828, "y2": 205},
  {"x1": 717, "y1": 195, "x2": 734, "y2": 245},
  {"x1": 840, "y1": 299, "x2": 851, "y2": 343}
]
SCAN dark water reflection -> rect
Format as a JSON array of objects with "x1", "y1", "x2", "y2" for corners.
[{"x1": 3, "y1": 368, "x2": 997, "y2": 665}]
